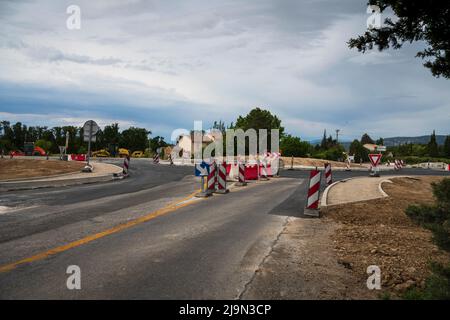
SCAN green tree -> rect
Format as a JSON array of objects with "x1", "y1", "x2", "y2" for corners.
[
  {"x1": 280, "y1": 135, "x2": 312, "y2": 157},
  {"x1": 35, "y1": 139, "x2": 52, "y2": 154},
  {"x1": 234, "y1": 107, "x2": 284, "y2": 152},
  {"x1": 444, "y1": 135, "x2": 450, "y2": 158},
  {"x1": 350, "y1": 139, "x2": 368, "y2": 162},
  {"x1": 349, "y1": 1, "x2": 450, "y2": 78},
  {"x1": 376, "y1": 137, "x2": 384, "y2": 145},
  {"x1": 320, "y1": 129, "x2": 327, "y2": 149},
  {"x1": 120, "y1": 127, "x2": 150, "y2": 152},
  {"x1": 360, "y1": 133, "x2": 375, "y2": 145},
  {"x1": 428, "y1": 130, "x2": 439, "y2": 157}
]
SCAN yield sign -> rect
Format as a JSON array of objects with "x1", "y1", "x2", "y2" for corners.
[{"x1": 369, "y1": 153, "x2": 382, "y2": 167}]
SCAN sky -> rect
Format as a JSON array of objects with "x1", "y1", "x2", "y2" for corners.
[{"x1": 0, "y1": 0, "x2": 449, "y2": 143}]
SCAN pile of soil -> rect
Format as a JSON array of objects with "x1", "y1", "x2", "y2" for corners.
[
  {"x1": 322, "y1": 176, "x2": 450, "y2": 297},
  {"x1": 0, "y1": 159, "x2": 85, "y2": 180}
]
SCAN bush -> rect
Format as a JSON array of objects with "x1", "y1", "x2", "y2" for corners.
[{"x1": 403, "y1": 263, "x2": 450, "y2": 300}]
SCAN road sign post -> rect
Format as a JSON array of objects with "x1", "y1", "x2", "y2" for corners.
[
  {"x1": 82, "y1": 120, "x2": 99, "y2": 172},
  {"x1": 368, "y1": 153, "x2": 382, "y2": 177},
  {"x1": 195, "y1": 161, "x2": 211, "y2": 198}
]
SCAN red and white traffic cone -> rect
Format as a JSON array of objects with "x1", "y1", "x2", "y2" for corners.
[
  {"x1": 305, "y1": 169, "x2": 321, "y2": 217},
  {"x1": 123, "y1": 156, "x2": 130, "y2": 176},
  {"x1": 324, "y1": 163, "x2": 332, "y2": 186},
  {"x1": 236, "y1": 161, "x2": 247, "y2": 186},
  {"x1": 207, "y1": 161, "x2": 217, "y2": 193},
  {"x1": 216, "y1": 162, "x2": 229, "y2": 194}
]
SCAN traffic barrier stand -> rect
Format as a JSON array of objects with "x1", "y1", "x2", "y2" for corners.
[
  {"x1": 235, "y1": 162, "x2": 247, "y2": 186},
  {"x1": 444, "y1": 164, "x2": 450, "y2": 171},
  {"x1": 207, "y1": 162, "x2": 217, "y2": 193},
  {"x1": 400, "y1": 160, "x2": 405, "y2": 167},
  {"x1": 244, "y1": 164, "x2": 258, "y2": 180},
  {"x1": 153, "y1": 153, "x2": 160, "y2": 164},
  {"x1": 123, "y1": 156, "x2": 130, "y2": 176},
  {"x1": 168, "y1": 153, "x2": 174, "y2": 165},
  {"x1": 304, "y1": 169, "x2": 321, "y2": 217},
  {"x1": 394, "y1": 160, "x2": 401, "y2": 171},
  {"x1": 324, "y1": 163, "x2": 332, "y2": 186},
  {"x1": 345, "y1": 159, "x2": 351, "y2": 171},
  {"x1": 259, "y1": 161, "x2": 269, "y2": 181},
  {"x1": 215, "y1": 162, "x2": 229, "y2": 194}
]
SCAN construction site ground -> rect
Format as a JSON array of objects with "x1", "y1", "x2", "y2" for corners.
[
  {"x1": 0, "y1": 158, "x2": 85, "y2": 181},
  {"x1": 244, "y1": 176, "x2": 449, "y2": 299}
]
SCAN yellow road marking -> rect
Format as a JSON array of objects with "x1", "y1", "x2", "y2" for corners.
[{"x1": 0, "y1": 190, "x2": 201, "y2": 273}]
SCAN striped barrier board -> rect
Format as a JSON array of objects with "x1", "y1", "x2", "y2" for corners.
[
  {"x1": 324, "y1": 163, "x2": 332, "y2": 186},
  {"x1": 306, "y1": 170, "x2": 321, "y2": 210}
]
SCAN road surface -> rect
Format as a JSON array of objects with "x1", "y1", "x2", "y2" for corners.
[{"x1": 0, "y1": 160, "x2": 448, "y2": 299}]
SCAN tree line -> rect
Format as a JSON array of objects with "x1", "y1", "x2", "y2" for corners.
[{"x1": 0, "y1": 121, "x2": 168, "y2": 155}]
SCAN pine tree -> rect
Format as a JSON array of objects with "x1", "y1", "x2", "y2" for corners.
[
  {"x1": 320, "y1": 129, "x2": 327, "y2": 149},
  {"x1": 443, "y1": 135, "x2": 450, "y2": 158},
  {"x1": 428, "y1": 130, "x2": 439, "y2": 157}
]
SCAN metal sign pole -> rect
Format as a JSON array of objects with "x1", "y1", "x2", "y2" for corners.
[{"x1": 87, "y1": 121, "x2": 92, "y2": 166}]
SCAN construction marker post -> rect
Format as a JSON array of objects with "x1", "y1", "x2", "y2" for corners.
[
  {"x1": 259, "y1": 159, "x2": 269, "y2": 181},
  {"x1": 236, "y1": 161, "x2": 247, "y2": 186},
  {"x1": 168, "y1": 153, "x2": 173, "y2": 165},
  {"x1": 122, "y1": 156, "x2": 130, "y2": 176},
  {"x1": 304, "y1": 169, "x2": 321, "y2": 217},
  {"x1": 324, "y1": 163, "x2": 332, "y2": 186},
  {"x1": 207, "y1": 161, "x2": 217, "y2": 193},
  {"x1": 153, "y1": 153, "x2": 160, "y2": 164},
  {"x1": 215, "y1": 162, "x2": 229, "y2": 194}
]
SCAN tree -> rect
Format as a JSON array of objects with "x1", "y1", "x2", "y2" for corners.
[
  {"x1": 280, "y1": 135, "x2": 312, "y2": 157},
  {"x1": 361, "y1": 133, "x2": 375, "y2": 145},
  {"x1": 235, "y1": 107, "x2": 284, "y2": 152},
  {"x1": 428, "y1": 130, "x2": 439, "y2": 157},
  {"x1": 149, "y1": 136, "x2": 168, "y2": 152},
  {"x1": 120, "y1": 127, "x2": 150, "y2": 152},
  {"x1": 348, "y1": 1, "x2": 450, "y2": 78},
  {"x1": 35, "y1": 139, "x2": 52, "y2": 154},
  {"x1": 444, "y1": 135, "x2": 450, "y2": 158},
  {"x1": 320, "y1": 129, "x2": 327, "y2": 149},
  {"x1": 376, "y1": 137, "x2": 384, "y2": 145},
  {"x1": 350, "y1": 139, "x2": 369, "y2": 162}
]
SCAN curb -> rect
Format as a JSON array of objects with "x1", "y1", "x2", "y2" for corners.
[
  {"x1": 320, "y1": 178, "x2": 353, "y2": 207},
  {"x1": 378, "y1": 179, "x2": 393, "y2": 197}
]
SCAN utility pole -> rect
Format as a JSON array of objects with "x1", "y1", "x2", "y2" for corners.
[{"x1": 335, "y1": 129, "x2": 340, "y2": 143}]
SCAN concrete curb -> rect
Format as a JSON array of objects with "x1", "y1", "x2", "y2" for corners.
[
  {"x1": 320, "y1": 178, "x2": 353, "y2": 207},
  {"x1": 378, "y1": 179, "x2": 393, "y2": 197}
]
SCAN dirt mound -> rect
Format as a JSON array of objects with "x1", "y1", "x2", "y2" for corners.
[
  {"x1": 322, "y1": 176, "x2": 450, "y2": 297},
  {"x1": 0, "y1": 159, "x2": 85, "y2": 180},
  {"x1": 281, "y1": 157, "x2": 366, "y2": 168}
]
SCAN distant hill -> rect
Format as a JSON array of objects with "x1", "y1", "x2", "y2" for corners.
[{"x1": 383, "y1": 135, "x2": 447, "y2": 146}]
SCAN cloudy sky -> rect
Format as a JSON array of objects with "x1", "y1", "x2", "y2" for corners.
[{"x1": 0, "y1": 0, "x2": 449, "y2": 142}]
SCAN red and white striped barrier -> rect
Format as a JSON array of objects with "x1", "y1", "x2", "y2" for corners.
[
  {"x1": 216, "y1": 162, "x2": 229, "y2": 193},
  {"x1": 444, "y1": 164, "x2": 450, "y2": 171},
  {"x1": 324, "y1": 163, "x2": 332, "y2": 186},
  {"x1": 123, "y1": 156, "x2": 130, "y2": 175},
  {"x1": 400, "y1": 160, "x2": 405, "y2": 167},
  {"x1": 236, "y1": 162, "x2": 247, "y2": 186},
  {"x1": 394, "y1": 160, "x2": 401, "y2": 170},
  {"x1": 207, "y1": 161, "x2": 217, "y2": 192},
  {"x1": 244, "y1": 164, "x2": 259, "y2": 180},
  {"x1": 306, "y1": 170, "x2": 321, "y2": 210},
  {"x1": 259, "y1": 161, "x2": 269, "y2": 180}
]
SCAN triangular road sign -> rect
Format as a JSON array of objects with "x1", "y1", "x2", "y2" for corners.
[{"x1": 369, "y1": 153, "x2": 382, "y2": 167}]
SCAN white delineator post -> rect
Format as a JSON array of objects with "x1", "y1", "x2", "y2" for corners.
[
  {"x1": 236, "y1": 161, "x2": 247, "y2": 186},
  {"x1": 324, "y1": 163, "x2": 332, "y2": 186},
  {"x1": 305, "y1": 169, "x2": 321, "y2": 217}
]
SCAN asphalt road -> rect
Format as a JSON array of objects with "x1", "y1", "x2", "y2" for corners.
[{"x1": 0, "y1": 161, "x2": 448, "y2": 299}]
